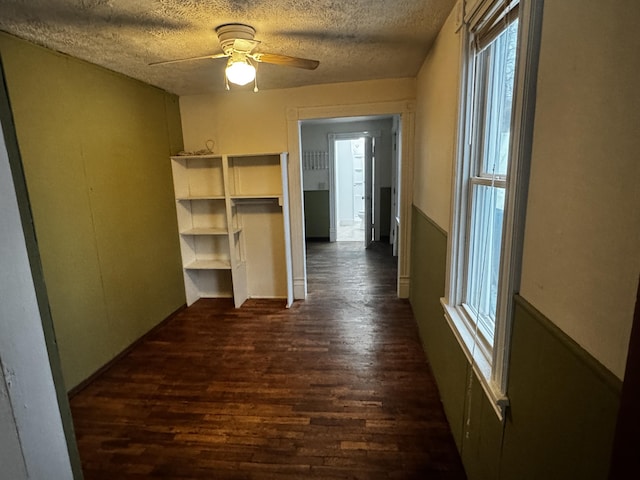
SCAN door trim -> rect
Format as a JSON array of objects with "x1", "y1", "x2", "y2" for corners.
[{"x1": 287, "y1": 100, "x2": 415, "y2": 299}]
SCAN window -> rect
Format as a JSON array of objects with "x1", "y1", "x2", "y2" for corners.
[
  {"x1": 442, "y1": 0, "x2": 542, "y2": 419},
  {"x1": 464, "y1": 18, "x2": 518, "y2": 348}
]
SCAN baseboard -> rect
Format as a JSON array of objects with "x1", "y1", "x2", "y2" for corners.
[
  {"x1": 294, "y1": 276, "x2": 307, "y2": 300},
  {"x1": 67, "y1": 303, "x2": 187, "y2": 398},
  {"x1": 398, "y1": 275, "x2": 410, "y2": 298}
]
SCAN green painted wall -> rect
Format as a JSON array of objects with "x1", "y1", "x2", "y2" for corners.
[
  {"x1": 501, "y1": 296, "x2": 621, "y2": 479},
  {"x1": 304, "y1": 190, "x2": 330, "y2": 239},
  {"x1": 410, "y1": 206, "x2": 467, "y2": 449},
  {"x1": 410, "y1": 207, "x2": 622, "y2": 479},
  {"x1": 0, "y1": 33, "x2": 185, "y2": 390}
]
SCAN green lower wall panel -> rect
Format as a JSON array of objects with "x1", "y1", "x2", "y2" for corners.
[
  {"x1": 501, "y1": 296, "x2": 621, "y2": 480},
  {"x1": 409, "y1": 206, "x2": 467, "y2": 448},
  {"x1": 409, "y1": 205, "x2": 622, "y2": 480},
  {"x1": 460, "y1": 374, "x2": 504, "y2": 480},
  {"x1": 304, "y1": 190, "x2": 330, "y2": 238}
]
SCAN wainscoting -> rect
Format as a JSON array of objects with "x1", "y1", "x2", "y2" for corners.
[{"x1": 409, "y1": 205, "x2": 622, "y2": 479}]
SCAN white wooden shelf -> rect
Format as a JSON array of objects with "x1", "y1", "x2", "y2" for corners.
[
  {"x1": 184, "y1": 259, "x2": 231, "y2": 270},
  {"x1": 231, "y1": 195, "x2": 284, "y2": 207},
  {"x1": 176, "y1": 195, "x2": 226, "y2": 201},
  {"x1": 180, "y1": 227, "x2": 241, "y2": 236},
  {"x1": 170, "y1": 152, "x2": 293, "y2": 308},
  {"x1": 171, "y1": 154, "x2": 219, "y2": 159},
  {"x1": 231, "y1": 194, "x2": 282, "y2": 200}
]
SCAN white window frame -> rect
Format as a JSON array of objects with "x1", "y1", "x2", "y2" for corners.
[{"x1": 442, "y1": 0, "x2": 543, "y2": 420}]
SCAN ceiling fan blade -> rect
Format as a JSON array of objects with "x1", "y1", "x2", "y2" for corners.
[
  {"x1": 149, "y1": 53, "x2": 228, "y2": 66},
  {"x1": 251, "y1": 52, "x2": 319, "y2": 70}
]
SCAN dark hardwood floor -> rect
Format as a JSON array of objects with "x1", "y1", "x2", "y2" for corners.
[{"x1": 70, "y1": 241, "x2": 466, "y2": 479}]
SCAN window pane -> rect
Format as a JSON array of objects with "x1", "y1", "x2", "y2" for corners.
[
  {"x1": 478, "y1": 20, "x2": 518, "y2": 177},
  {"x1": 465, "y1": 184, "x2": 505, "y2": 343}
]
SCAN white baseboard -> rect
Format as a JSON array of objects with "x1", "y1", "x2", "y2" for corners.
[{"x1": 398, "y1": 276, "x2": 410, "y2": 298}]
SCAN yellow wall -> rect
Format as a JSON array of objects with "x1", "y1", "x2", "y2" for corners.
[
  {"x1": 179, "y1": 78, "x2": 416, "y2": 153},
  {"x1": 0, "y1": 33, "x2": 185, "y2": 389},
  {"x1": 180, "y1": 78, "x2": 416, "y2": 300},
  {"x1": 412, "y1": 0, "x2": 639, "y2": 379},
  {"x1": 410, "y1": 3, "x2": 633, "y2": 476},
  {"x1": 413, "y1": 6, "x2": 461, "y2": 231},
  {"x1": 519, "y1": 0, "x2": 640, "y2": 378}
]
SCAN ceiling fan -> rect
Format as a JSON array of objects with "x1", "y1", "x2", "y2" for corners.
[{"x1": 149, "y1": 23, "x2": 320, "y2": 91}]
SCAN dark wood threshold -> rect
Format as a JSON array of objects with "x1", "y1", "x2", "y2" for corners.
[{"x1": 67, "y1": 303, "x2": 187, "y2": 399}]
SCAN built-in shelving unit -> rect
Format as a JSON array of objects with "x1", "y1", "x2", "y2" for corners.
[{"x1": 170, "y1": 152, "x2": 292, "y2": 308}]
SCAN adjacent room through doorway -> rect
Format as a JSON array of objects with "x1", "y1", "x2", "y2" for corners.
[
  {"x1": 300, "y1": 115, "x2": 400, "y2": 250},
  {"x1": 299, "y1": 114, "x2": 402, "y2": 297},
  {"x1": 333, "y1": 135, "x2": 372, "y2": 243}
]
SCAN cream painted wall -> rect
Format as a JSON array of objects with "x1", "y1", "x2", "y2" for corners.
[
  {"x1": 413, "y1": 5, "x2": 461, "y2": 232},
  {"x1": 180, "y1": 78, "x2": 416, "y2": 298},
  {"x1": 179, "y1": 79, "x2": 415, "y2": 153},
  {"x1": 520, "y1": 0, "x2": 640, "y2": 379},
  {"x1": 301, "y1": 117, "x2": 394, "y2": 188},
  {"x1": 412, "y1": 0, "x2": 639, "y2": 379},
  {"x1": 0, "y1": 33, "x2": 185, "y2": 389}
]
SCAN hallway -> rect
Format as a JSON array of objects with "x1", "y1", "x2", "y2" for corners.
[{"x1": 70, "y1": 241, "x2": 466, "y2": 479}]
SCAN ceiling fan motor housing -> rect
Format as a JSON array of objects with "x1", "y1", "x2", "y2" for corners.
[{"x1": 216, "y1": 24, "x2": 257, "y2": 54}]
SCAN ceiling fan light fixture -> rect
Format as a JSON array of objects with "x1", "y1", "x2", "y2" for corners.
[
  {"x1": 150, "y1": 23, "x2": 319, "y2": 92},
  {"x1": 225, "y1": 57, "x2": 256, "y2": 86}
]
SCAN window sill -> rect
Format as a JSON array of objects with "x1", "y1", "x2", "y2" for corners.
[{"x1": 440, "y1": 298, "x2": 509, "y2": 421}]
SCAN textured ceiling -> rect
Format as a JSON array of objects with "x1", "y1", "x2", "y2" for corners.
[{"x1": 0, "y1": 0, "x2": 456, "y2": 96}]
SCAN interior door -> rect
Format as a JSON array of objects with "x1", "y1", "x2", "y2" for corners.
[
  {"x1": 364, "y1": 136, "x2": 374, "y2": 248},
  {"x1": 391, "y1": 130, "x2": 400, "y2": 256}
]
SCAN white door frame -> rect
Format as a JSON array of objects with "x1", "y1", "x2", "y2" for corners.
[{"x1": 287, "y1": 101, "x2": 415, "y2": 299}]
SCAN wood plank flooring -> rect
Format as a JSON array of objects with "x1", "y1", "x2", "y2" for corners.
[{"x1": 70, "y1": 241, "x2": 466, "y2": 479}]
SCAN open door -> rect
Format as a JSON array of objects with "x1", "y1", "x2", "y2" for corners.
[
  {"x1": 0, "y1": 58, "x2": 81, "y2": 478},
  {"x1": 364, "y1": 136, "x2": 374, "y2": 248},
  {"x1": 390, "y1": 126, "x2": 400, "y2": 256}
]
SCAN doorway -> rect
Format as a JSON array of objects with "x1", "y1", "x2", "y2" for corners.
[
  {"x1": 331, "y1": 134, "x2": 375, "y2": 245},
  {"x1": 300, "y1": 116, "x2": 397, "y2": 248},
  {"x1": 299, "y1": 115, "x2": 401, "y2": 294},
  {"x1": 292, "y1": 107, "x2": 413, "y2": 300}
]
